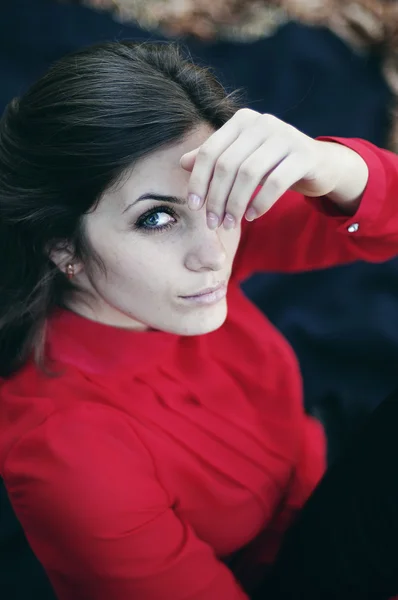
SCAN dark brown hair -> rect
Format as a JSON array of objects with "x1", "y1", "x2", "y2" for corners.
[{"x1": 0, "y1": 41, "x2": 240, "y2": 376}]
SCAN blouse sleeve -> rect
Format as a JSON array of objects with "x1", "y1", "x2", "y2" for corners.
[
  {"x1": 3, "y1": 405, "x2": 248, "y2": 600},
  {"x1": 233, "y1": 138, "x2": 398, "y2": 281}
]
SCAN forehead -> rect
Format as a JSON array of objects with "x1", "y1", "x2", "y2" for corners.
[
  {"x1": 127, "y1": 124, "x2": 214, "y2": 186},
  {"x1": 96, "y1": 124, "x2": 214, "y2": 217}
]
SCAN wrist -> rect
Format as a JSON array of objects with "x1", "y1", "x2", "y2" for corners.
[{"x1": 321, "y1": 141, "x2": 369, "y2": 215}]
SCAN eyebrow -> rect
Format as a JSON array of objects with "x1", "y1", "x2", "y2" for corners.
[{"x1": 123, "y1": 193, "x2": 186, "y2": 213}]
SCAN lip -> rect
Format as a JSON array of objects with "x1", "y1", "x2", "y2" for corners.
[{"x1": 180, "y1": 283, "x2": 227, "y2": 305}]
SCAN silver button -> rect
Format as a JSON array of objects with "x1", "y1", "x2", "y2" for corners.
[{"x1": 347, "y1": 223, "x2": 359, "y2": 233}]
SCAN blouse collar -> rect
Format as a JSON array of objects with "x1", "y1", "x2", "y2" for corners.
[{"x1": 46, "y1": 308, "x2": 179, "y2": 377}]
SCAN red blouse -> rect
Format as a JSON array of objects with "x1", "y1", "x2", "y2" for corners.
[{"x1": 1, "y1": 138, "x2": 398, "y2": 600}]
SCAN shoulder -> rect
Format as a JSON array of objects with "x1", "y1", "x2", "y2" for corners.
[
  {"x1": 0, "y1": 364, "x2": 152, "y2": 476},
  {"x1": 3, "y1": 402, "x2": 167, "y2": 527},
  {"x1": 3, "y1": 401, "x2": 147, "y2": 465},
  {"x1": 0, "y1": 358, "x2": 99, "y2": 467},
  {"x1": 2, "y1": 403, "x2": 173, "y2": 590}
]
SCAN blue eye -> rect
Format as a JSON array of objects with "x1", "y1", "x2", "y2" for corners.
[
  {"x1": 135, "y1": 205, "x2": 178, "y2": 233},
  {"x1": 144, "y1": 211, "x2": 174, "y2": 229}
]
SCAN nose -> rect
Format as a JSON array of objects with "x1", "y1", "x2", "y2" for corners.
[{"x1": 184, "y1": 228, "x2": 227, "y2": 272}]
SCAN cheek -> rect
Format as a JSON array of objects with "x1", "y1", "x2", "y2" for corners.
[
  {"x1": 104, "y1": 241, "x2": 178, "y2": 292},
  {"x1": 222, "y1": 227, "x2": 242, "y2": 260}
]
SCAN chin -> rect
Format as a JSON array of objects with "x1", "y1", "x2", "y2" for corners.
[{"x1": 168, "y1": 301, "x2": 228, "y2": 336}]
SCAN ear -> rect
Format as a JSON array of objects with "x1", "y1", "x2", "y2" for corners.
[{"x1": 48, "y1": 241, "x2": 84, "y2": 276}]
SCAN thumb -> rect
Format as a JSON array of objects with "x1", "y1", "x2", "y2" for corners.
[{"x1": 180, "y1": 148, "x2": 199, "y2": 171}]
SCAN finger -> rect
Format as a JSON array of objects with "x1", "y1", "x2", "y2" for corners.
[
  {"x1": 205, "y1": 127, "x2": 272, "y2": 229},
  {"x1": 180, "y1": 148, "x2": 199, "y2": 172},
  {"x1": 186, "y1": 109, "x2": 258, "y2": 210},
  {"x1": 245, "y1": 153, "x2": 310, "y2": 221},
  {"x1": 221, "y1": 137, "x2": 289, "y2": 228},
  {"x1": 181, "y1": 150, "x2": 202, "y2": 209}
]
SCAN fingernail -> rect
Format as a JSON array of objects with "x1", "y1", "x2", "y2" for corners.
[
  {"x1": 188, "y1": 194, "x2": 201, "y2": 210},
  {"x1": 207, "y1": 212, "x2": 219, "y2": 229},
  {"x1": 245, "y1": 207, "x2": 257, "y2": 222},
  {"x1": 223, "y1": 213, "x2": 236, "y2": 229}
]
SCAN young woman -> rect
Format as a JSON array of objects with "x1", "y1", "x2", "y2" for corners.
[{"x1": 0, "y1": 41, "x2": 397, "y2": 600}]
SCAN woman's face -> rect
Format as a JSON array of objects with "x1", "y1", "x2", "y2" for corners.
[{"x1": 70, "y1": 125, "x2": 241, "y2": 335}]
